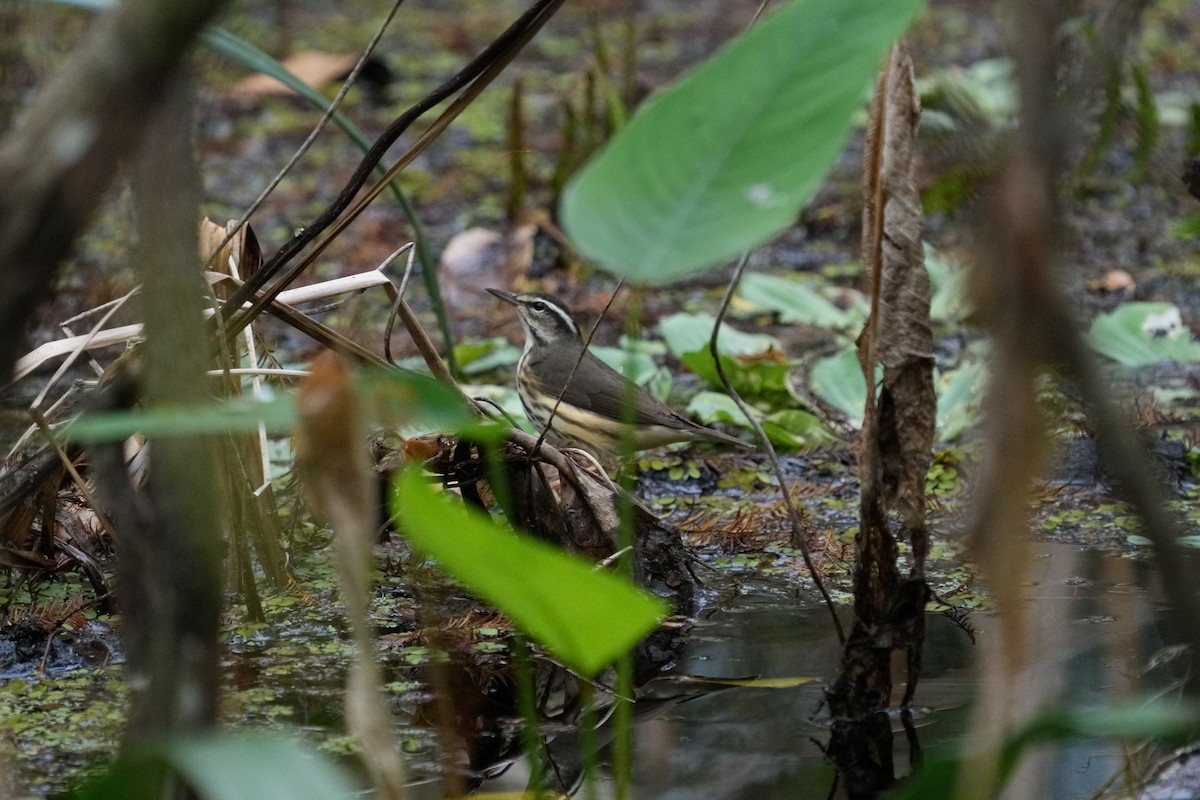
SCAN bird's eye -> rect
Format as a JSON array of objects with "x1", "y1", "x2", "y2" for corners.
[{"x1": 531, "y1": 301, "x2": 547, "y2": 312}]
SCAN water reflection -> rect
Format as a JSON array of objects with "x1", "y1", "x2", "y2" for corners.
[{"x1": 470, "y1": 543, "x2": 1169, "y2": 799}]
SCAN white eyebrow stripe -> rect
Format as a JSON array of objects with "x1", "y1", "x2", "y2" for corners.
[{"x1": 543, "y1": 300, "x2": 578, "y2": 335}]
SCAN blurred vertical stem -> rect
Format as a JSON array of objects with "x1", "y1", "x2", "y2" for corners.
[
  {"x1": 123, "y1": 78, "x2": 223, "y2": 741},
  {"x1": 960, "y1": 0, "x2": 1200, "y2": 794},
  {"x1": 579, "y1": 681, "x2": 601, "y2": 800},
  {"x1": 612, "y1": 288, "x2": 643, "y2": 800},
  {"x1": 513, "y1": 632, "x2": 547, "y2": 794}
]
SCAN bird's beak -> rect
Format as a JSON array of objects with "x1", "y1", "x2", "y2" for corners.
[{"x1": 487, "y1": 288, "x2": 518, "y2": 306}]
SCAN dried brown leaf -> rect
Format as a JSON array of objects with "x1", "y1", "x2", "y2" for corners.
[
  {"x1": 198, "y1": 218, "x2": 261, "y2": 283},
  {"x1": 858, "y1": 43, "x2": 935, "y2": 563},
  {"x1": 227, "y1": 51, "x2": 359, "y2": 98}
]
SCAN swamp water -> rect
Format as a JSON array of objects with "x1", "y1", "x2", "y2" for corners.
[
  {"x1": 0, "y1": 542, "x2": 1176, "y2": 798},
  {"x1": 470, "y1": 542, "x2": 1170, "y2": 799}
]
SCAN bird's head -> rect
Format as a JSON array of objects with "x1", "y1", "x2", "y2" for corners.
[{"x1": 487, "y1": 289, "x2": 582, "y2": 347}]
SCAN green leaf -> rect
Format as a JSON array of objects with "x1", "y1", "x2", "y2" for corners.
[
  {"x1": 391, "y1": 468, "x2": 667, "y2": 677},
  {"x1": 359, "y1": 369, "x2": 477, "y2": 433},
  {"x1": 687, "y1": 391, "x2": 755, "y2": 427},
  {"x1": 736, "y1": 272, "x2": 863, "y2": 329},
  {"x1": 590, "y1": 346, "x2": 674, "y2": 401},
  {"x1": 925, "y1": 245, "x2": 972, "y2": 323},
  {"x1": 589, "y1": 346, "x2": 660, "y2": 386},
  {"x1": 809, "y1": 348, "x2": 868, "y2": 424},
  {"x1": 163, "y1": 734, "x2": 358, "y2": 800},
  {"x1": 68, "y1": 370, "x2": 473, "y2": 443},
  {"x1": 1089, "y1": 302, "x2": 1200, "y2": 367},
  {"x1": 935, "y1": 361, "x2": 985, "y2": 441},
  {"x1": 685, "y1": 394, "x2": 829, "y2": 450},
  {"x1": 561, "y1": 0, "x2": 927, "y2": 283},
  {"x1": 456, "y1": 337, "x2": 521, "y2": 376},
  {"x1": 658, "y1": 313, "x2": 778, "y2": 360},
  {"x1": 761, "y1": 408, "x2": 834, "y2": 451},
  {"x1": 680, "y1": 351, "x2": 793, "y2": 408},
  {"x1": 67, "y1": 393, "x2": 298, "y2": 443},
  {"x1": 69, "y1": 734, "x2": 358, "y2": 800}
]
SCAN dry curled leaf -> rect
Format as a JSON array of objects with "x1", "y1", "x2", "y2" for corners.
[
  {"x1": 198, "y1": 217, "x2": 261, "y2": 282},
  {"x1": 858, "y1": 41, "x2": 935, "y2": 555}
]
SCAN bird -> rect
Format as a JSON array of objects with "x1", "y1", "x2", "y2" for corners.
[{"x1": 487, "y1": 288, "x2": 749, "y2": 454}]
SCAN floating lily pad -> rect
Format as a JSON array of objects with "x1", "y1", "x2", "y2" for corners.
[
  {"x1": 1089, "y1": 302, "x2": 1200, "y2": 367},
  {"x1": 736, "y1": 272, "x2": 864, "y2": 330}
]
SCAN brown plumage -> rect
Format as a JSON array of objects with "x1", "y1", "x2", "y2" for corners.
[{"x1": 488, "y1": 288, "x2": 750, "y2": 454}]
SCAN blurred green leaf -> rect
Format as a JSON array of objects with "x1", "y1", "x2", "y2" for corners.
[
  {"x1": 1171, "y1": 212, "x2": 1200, "y2": 241},
  {"x1": 761, "y1": 409, "x2": 834, "y2": 451},
  {"x1": 67, "y1": 393, "x2": 297, "y2": 443},
  {"x1": 69, "y1": 369, "x2": 473, "y2": 443},
  {"x1": 1122, "y1": 534, "x2": 1200, "y2": 549},
  {"x1": 590, "y1": 346, "x2": 674, "y2": 402},
  {"x1": 935, "y1": 361, "x2": 984, "y2": 441},
  {"x1": 590, "y1": 346, "x2": 659, "y2": 386},
  {"x1": 163, "y1": 734, "x2": 358, "y2": 800},
  {"x1": 69, "y1": 733, "x2": 358, "y2": 800},
  {"x1": 737, "y1": 272, "x2": 863, "y2": 330},
  {"x1": 359, "y1": 369, "x2": 476, "y2": 431},
  {"x1": 391, "y1": 468, "x2": 667, "y2": 677},
  {"x1": 925, "y1": 246, "x2": 972, "y2": 323},
  {"x1": 685, "y1": 393, "x2": 830, "y2": 451},
  {"x1": 1089, "y1": 302, "x2": 1200, "y2": 367},
  {"x1": 456, "y1": 337, "x2": 521, "y2": 376},
  {"x1": 562, "y1": 0, "x2": 927, "y2": 283},
  {"x1": 688, "y1": 391, "x2": 755, "y2": 427}
]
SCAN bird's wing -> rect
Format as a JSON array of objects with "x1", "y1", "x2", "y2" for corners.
[{"x1": 557, "y1": 351, "x2": 695, "y2": 429}]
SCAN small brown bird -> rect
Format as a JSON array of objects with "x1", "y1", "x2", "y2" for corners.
[{"x1": 488, "y1": 288, "x2": 749, "y2": 454}]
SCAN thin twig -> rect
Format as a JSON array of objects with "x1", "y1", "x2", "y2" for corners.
[
  {"x1": 383, "y1": 243, "x2": 419, "y2": 365},
  {"x1": 202, "y1": 0, "x2": 407, "y2": 275},
  {"x1": 28, "y1": 408, "x2": 119, "y2": 544},
  {"x1": 217, "y1": 0, "x2": 568, "y2": 343},
  {"x1": 710, "y1": 253, "x2": 845, "y2": 645},
  {"x1": 393, "y1": 296, "x2": 460, "y2": 391},
  {"x1": 31, "y1": 288, "x2": 137, "y2": 407}
]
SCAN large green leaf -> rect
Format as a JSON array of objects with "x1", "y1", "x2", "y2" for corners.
[
  {"x1": 561, "y1": 0, "x2": 926, "y2": 283},
  {"x1": 69, "y1": 734, "x2": 358, "y2": 800},
  {"x1": 391, "y1": 468, "x2": 667, "y2": 677}
]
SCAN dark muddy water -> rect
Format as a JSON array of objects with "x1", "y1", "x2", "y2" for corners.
[{"x1": 467, "y1": 543, "x2": 1169, "y2": 799}]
